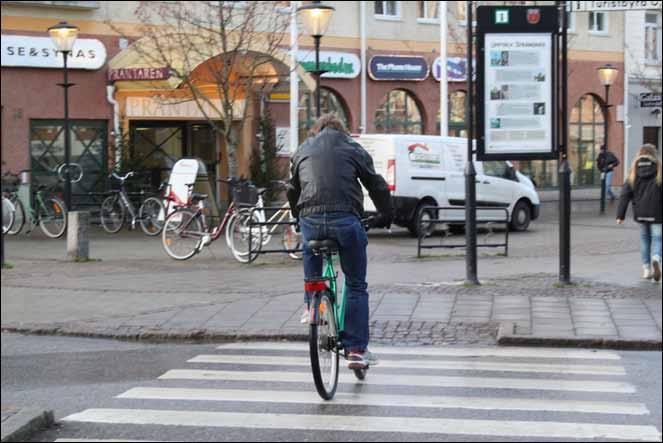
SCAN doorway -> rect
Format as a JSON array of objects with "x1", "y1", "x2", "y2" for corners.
[{"x1": 129, "y1": 121, "x2": 220, "y2": 199}]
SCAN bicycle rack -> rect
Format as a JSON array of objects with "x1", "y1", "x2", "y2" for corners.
[
  {"x1": 247, "y1": 204, "x2": 302, "y2": 260},
  {"x1": 416, "y1": 206, "x2": 510, "y2": 258}
]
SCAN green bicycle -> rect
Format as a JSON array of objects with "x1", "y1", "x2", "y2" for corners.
[
  {"x1": 305, "y1": 216, "x2": 376, "y2": 401},
  {"x1": 4, "y1": 171, "x2": 69, "y2": 238}
]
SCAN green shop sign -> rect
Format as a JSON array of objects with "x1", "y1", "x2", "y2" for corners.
[{"x1": 297, "y1": 50, "x2": 360, "y2": 79}]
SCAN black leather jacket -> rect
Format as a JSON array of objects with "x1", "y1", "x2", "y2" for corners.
[
  {"x1": 287, "y1": 128, "x2": 392, "y2": 220},
  {"x1": 617, "y1": 155, "x2": 662, "y2": 224}
]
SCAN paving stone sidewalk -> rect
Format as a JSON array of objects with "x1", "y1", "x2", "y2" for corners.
[{"x1": 3, "y1": 274, "x2": 660, "y2": 348}]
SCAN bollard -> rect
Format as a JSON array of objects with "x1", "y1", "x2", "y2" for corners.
[{"x1": 67, "y1": 211, "x2": 89, "y2": 261}]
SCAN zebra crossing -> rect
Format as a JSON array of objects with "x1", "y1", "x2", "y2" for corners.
[{"x1": 54, "y1": 342, "x2": 662, "y2": 442}]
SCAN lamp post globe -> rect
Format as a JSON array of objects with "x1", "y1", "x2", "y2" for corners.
[{"x1": 297, "y1": 1, "x2": 335, "y2": 118}]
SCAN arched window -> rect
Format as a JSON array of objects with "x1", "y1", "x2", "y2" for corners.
[
  {"x1": 569, "y1": 94, "x2": 605, "y2": 187},
  {"x1": 437, "y1": 90, "x2": 468, "y2": 137},
  {"x1": 374, "y1": 89, "x2": 423, "y2": 134},
  {"x1": 298, "y1": 87, "x2": 349, "y2": 142},
  {"x1": 519, "y1": 93, "x2": 606, "y2": 189}
]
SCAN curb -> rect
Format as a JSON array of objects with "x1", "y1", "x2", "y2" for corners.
[
  {"x1": 496, "y1": 322, "x2": 663, "y2": 351},
  {"x1": 1, "y1": 324, "x2": 308, "y2": 344},
  {"x1": 3, "y1": 322, "x2": 662, "y2": 350},
  {"x1": 1, "y1": 408, "x2": 54, "y2": 443}
]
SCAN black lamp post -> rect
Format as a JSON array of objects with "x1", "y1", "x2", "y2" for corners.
[
  {"x1": 297, "y1": 1, "x2": 335, "y2": 118},
  {"x1": 597, "y1": 64, "x2": 618, "y2": 214},
  {"x1": 48, "y1": 21, "x2": 79, "y2": 213}
]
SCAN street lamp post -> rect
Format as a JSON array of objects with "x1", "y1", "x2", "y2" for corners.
[
  {"x1": 597, "y1": 64, "x2": 618, "y2": 214},
  {"x1": 297, "y1": 1, "x2": 335, "y2": 118},
  {"x1": 48, "y1": 21, "x2": 79, "y2": 214}
]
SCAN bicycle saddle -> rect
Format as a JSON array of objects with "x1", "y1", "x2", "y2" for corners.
[
  {"x1": 191, "y1": 193, "x2": 208, "y2": 201},
  {"x1": 256, "y1": 187, "x2": 268, "y2": 196},
  {"x1": 308, "y1": 239, "x2": 340, "y2": 254}
]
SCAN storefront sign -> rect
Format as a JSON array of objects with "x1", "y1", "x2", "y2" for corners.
[
  {"x1": 640, "y1": 92, "x2": 662, "y2": 108},
  {"x1": 477, "y1": 6, "x2": 558, "y2": 161},
  {"x1": 108, "y1": 67, "x2": 170, "y2": 81},
  {"x1": 432, "y1": 57, "x2": 474, "y2": 82},
  {"x1": 125, "y1": 96, "x2": 245, "y2": 120},
  {"x1": 297, "y1": 51, "x2": 360, "y2": 79},
  {"x1": 1, "y1": 35, "x2": 106, "y2": 70},
  {"x1": 567, "y1": 1, "x2": 661, "y2": 12},
  {"x1": 368, "y1": 55, "x2": 429, "y2": 81}
]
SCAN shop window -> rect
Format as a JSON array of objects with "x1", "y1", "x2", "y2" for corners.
[
  {"x1": 417, "y1": 1, "x2": 438, "y2": 22},
  {"x1": 375, "y1": 89, "x2": 424, "y2": 135},
  {"x1": 375, "y1": 1, "x2": 399, "y2": 19},
  {"x1": 298, "y1": 87, "x2": 350, "y2": 142},
  {"x1": 589, "y1": 11, "x2": 608, "y2": 34},
  {"x1": 29, "y1": 120, "x2": 107, "y2": 203}
]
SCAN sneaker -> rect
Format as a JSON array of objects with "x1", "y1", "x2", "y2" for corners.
[
  {"x1": 300, "y1": 306, "x2": 310, "y2": 324},
  {"x1": 346, "y1": 349, "x2": 379, "y2": 370},
  {"x1": 643, "y1": 265, "x2": 653, "y2": 280},
  {"x1": 652, "y1": 256, "x2": 662, "y2": 282},
  {"x1": 346, "y1": 350, "x2": 368, "y2": 370}
]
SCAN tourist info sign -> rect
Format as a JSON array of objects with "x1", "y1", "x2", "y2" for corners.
[
  {"x1": 567, "y1": 1, "x2": 662, "y2": 12},
  {"x1": 477, "y1": 6, "x2": 558, "y2": 161}
]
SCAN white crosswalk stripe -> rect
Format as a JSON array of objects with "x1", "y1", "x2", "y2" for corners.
[{"x1": 57, "y1": 343, "x2": 661, "y2": 442}]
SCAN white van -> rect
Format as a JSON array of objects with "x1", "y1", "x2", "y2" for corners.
[{"x1": 355, "y1": 134, "x2": 540, "y2": 237}]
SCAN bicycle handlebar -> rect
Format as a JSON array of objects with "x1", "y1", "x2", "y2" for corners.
[{"x1": 110, "y1": 171, "x2": 135, "y2": 182}]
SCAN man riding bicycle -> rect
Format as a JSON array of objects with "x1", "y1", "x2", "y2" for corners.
[{"x1": 287, "y1": 113, "x2": 392, "y2": 370}]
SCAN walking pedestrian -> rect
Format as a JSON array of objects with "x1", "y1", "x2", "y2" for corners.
[
  {"x1": 597, "y1": 145, "x2": 620, "y2": 202},
  {"x1": 617, "y1": 144, "x2": 662, "y2": 282}
]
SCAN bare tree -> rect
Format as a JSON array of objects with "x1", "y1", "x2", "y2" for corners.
[{"x1": 110, "y1": 1, "x2": 296, "y2": 179}]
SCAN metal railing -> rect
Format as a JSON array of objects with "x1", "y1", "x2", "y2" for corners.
[{"x1": 417, "y1": 206, "x2": 510, "y2": 258}]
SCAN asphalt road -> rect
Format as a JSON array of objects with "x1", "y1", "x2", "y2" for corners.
[{"x1": 2, "y1": 334, "x2": 661, "y2": 442}]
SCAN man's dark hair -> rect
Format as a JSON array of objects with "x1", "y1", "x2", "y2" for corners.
[{"x1": 308, "y1": 113, "x2": 348, "y2": 137}]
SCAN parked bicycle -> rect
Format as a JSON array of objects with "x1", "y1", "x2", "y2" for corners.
[
  {"x1": 229, "y1": 180, "x2": 302, "y2": 263},
  {"x1": 100, "y1": 171, "x2": 167, "y2": 236},
  {"x1": 306, "y1": 216, "x2": 377, "y2": 400},
  {"x1": 161, "y1": 178, "x2": 247, "y2": 260},
  {"x1": 3, "y1": 171, "x2": 68, "y2": 238}
]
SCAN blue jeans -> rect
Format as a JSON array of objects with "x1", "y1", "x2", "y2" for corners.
[
  {"x1": 605, "y1": 170, "x2": 616, "y2": 199},
  {"x1": 640, "y1": 223, "x2": 663, "y2": 266},
  {"x1": 300, "y1": 212, "x2": 369, "y2": 351}
]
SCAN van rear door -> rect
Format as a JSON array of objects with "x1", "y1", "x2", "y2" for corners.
[{"x1": 355, "y1": 135, "x2": 393, "y2": 213}]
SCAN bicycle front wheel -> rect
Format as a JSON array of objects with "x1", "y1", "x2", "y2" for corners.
[
  {"x1": 139, "y1": 197, "x2": 164, "y2": 236},
  {"x1": 282, "y1": 224, "x2": 302, "y2": 260},
  {"x1": 2, "y1": 197, "x2": 15, "y2": 235},
  {"x1": 228, "y1": 209, "x2": 262, "y2": 263},
  {"x1": 8, "y1": 198, "x2": 24, "y2": 235},
  {"x1": 309, "y1": 293, "x2": 339, "y2": 401},
  {"x1": 39, "y1": 197, "x2": 67, "y2": 238},
  {"x1": 162, "y1": 209, "x2": 203, "y2": 260},
  {"x1": 100, "y1": 195, "x2": 125, "y2": 234}
]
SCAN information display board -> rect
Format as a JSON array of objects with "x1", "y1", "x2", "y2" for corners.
[{"x1": 477, "y1": 6, "x2": 559, "y2": 161}]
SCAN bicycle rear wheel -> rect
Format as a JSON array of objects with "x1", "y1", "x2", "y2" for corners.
[
  {"x1": 162, "y1": 208, "x2": 203, "y2": 260},
  {"x1": 39, "y1": 197, "x2": 67, "y2": 238},
  {"x1": 2, "y1": 197, "x2": 15, "y2": 235},
  {"x1": 100, "y1": 195, "x2": 125, "y2": 234},
  {"x1": 309, "y1": 293, "x2": 339, "y2": 401},
  {"x1": 139, "y1": 197, "x2": 164, "y2": 236},
  {"x1": 8, "y1": 198, "x2": 24, "y2": 235}
]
